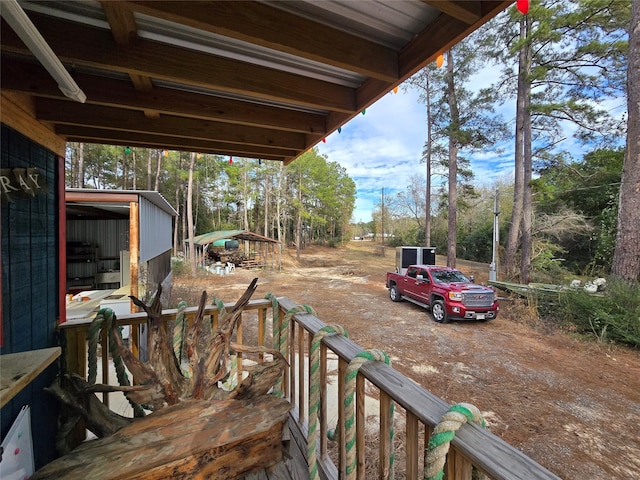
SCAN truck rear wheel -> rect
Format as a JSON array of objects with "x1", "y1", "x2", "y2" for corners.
[
  {"x1": 431, "y1": 300, "x2": 449, "y2": 323},
  {"x1": 389, "y1": 285, "x2": 401, "y2": 302}
]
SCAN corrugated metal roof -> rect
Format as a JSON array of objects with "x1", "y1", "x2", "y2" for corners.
[
  {"x1": 2, "y1": 0, "x2": 512, "y2": 163},
  {"x1": 66, "y1": 188, "x2": 178, "y2": 217},
  {"x1": 186, "y1": 229, "x2": 279, "y2": 246}
]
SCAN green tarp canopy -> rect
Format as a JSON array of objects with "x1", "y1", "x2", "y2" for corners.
[{"x1": 184, "y1": 230, "x2": 279, "y2": 246}]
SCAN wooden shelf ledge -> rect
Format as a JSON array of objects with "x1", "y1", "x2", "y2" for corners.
[{"x1": 0, "y1": 347, "x2": 61, "y2": 408}]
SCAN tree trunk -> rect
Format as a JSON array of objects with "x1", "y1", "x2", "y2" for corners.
[
  {"x1": 276, "y1": 163, "x2": 284, "y2": 245},
  {"x1": 187, "y1": 152, "x2": 197, "y2": 275},
  {"x1": 147, "y1": 150, "x2": 153, "y2": 190},
  {"x1": 76, "y1": 142, "x2": 84, "y2": 188},
  {"x1": 173, "y1": 184, "x2": 180, "y2": 257},
  {"x1": 520, "y1": 96, "x2": 533, "y2": 283},
  {"x1": 263, "y1": 174, "x2": 269, "y2": 237},
  {"x1": 296, "y1": 171, "x2": 302, "y2": 260},
  {"x1": 425, "y1": 71, "x2": 432, "y2": 248},
  {"x1": 122, "y1": 147, "x2": 128, "y2": 190},
  {"x1": 505, "y1": 16, "x2": 528, "y2": 279},
  {"x1": 520, "y1": 16, "x2": 534, "y2": 284},
  {"x1": 243, "y1": 163, "x2": 249, "y2": 231},
  {"x1": 446, "y1": 50, "x2": 458, "y2": 268},
  {"x1": 154, "y1": 151, "x2": 162, "y2": 191},
  {"x1": 132, "y1": 150, "x2": 137, "y2": 190},
  {"x1": 612, "y1": 1, "x2": 640, "y2": 281}
]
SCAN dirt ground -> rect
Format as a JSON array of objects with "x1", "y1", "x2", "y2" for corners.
[{"x1": 173, "y1": 242, "x2": 640, "y2": 479}]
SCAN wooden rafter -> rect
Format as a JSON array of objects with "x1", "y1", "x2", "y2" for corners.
[
  {"x1": 0, "y1": 13, "x2": 357, "y2": 113},
  {"x1": 421, "y1": 0, "x2": 483, "y2": 25},
  {"x1": 35, "y1": 99, "x2": 307, "y2": 151},
  {"x1": 0, "y1": 57, "x2": 326, "y2": 134}
]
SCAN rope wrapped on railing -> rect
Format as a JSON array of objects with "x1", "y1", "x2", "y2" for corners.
[
  {"x1": 307, "y1": 325, "x2": 350, "y2": 480},
  {"x1": 340, "y1": 349, "x2": 395, "y2": 480},
  {"x1": 424, "y1": 402, "x2": 486, "y2": 480},
  {"x1": 172, "y1": 300, "x2": 191, "y2": 378},
  {"x1": 87, "y1": 308, "x2": 145, "y2": 417},
  {"x1": 265, "y1": 293, "x2": 316, "y2": 397}
]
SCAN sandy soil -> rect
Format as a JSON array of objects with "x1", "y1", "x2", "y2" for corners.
[{"x1": 172, "y1": 242, "x2": 640, "y2": 480}]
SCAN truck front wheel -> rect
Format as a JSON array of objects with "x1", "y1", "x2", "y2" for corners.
[
  {"x1": 389, "y1": 285, "x2": 401, "y2": 302},
  {"x1": 431, "y1": 300, "x2": 449, "y2": 323}
]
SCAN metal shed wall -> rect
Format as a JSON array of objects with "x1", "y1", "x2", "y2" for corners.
[
  {"x1": 66, "y1": 219, "x2": 129, "y2": 257},
  {"x1": 139, "y1": 196, "x2": 172, "y2": 263}
]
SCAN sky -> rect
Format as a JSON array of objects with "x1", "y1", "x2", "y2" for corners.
[
  {"x1": 316, "y1": 71, "x2": 625, "y2": 224},
  {"x1": 316, "y1": 72, "x2": 517, "y2": 224}
]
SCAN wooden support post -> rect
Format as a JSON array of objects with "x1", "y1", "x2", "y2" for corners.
[{"x1": 129, "y1": 201, "x2": 139, "y2": 312}]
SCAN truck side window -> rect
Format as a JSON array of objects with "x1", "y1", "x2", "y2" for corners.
[
  {"x1": 407, "y1": 268, "x2": 417, "y2": 278},
  {"x1": 420, "y1": 270, "x2": 429, "y2": 282}
]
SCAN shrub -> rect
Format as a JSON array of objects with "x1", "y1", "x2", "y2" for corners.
[{"x1": 554, "y1": 279, "x2": 640, "y2": 348}]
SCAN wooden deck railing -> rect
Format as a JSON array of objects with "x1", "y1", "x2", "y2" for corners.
[{"x1": 60, "y1": 297, "x2": 560, "y2": 480}]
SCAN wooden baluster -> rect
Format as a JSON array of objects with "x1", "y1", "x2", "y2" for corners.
[
  {"x1": 298, "y1": 323, "x2": 305, "y2": 423},
  {"x1": 320, "y1": 343, "x2": 328, "y2": 456},
  {"x1": 379, "y1": 391, "x2": 392, "y2": 480},
  {"x1": 406, "y1": 411, "x2": 419, "y2": 479}
]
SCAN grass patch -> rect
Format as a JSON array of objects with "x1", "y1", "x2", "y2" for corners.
[{"x1": 544, "y1": 279, "x2": 640, "y2": 348}]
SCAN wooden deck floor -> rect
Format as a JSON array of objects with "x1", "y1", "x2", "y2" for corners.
[{"x1": 243, "y1": 417, "x2": 311, "y2": 480}]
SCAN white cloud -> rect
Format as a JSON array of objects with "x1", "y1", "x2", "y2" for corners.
[{"x1": 317, "y1": 67, "x2": 626, "y2": 222}]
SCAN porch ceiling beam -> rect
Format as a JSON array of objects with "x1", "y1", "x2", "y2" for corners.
[
  {"x1": 0, "y1": 14, "x2": 357, "y2": 113},
  {"x1": 421, "y1": 1, "x2": 482, "y2": 25},
  {"x1": 101, "y1": 1, "x2": 161, "y2": 119},
  {"x1": 399, "y1": 1, "x2": 510, "y2": 78},
  {"x1": 56, "y1": 125, "x2": 296, "y2": 161},
  {"x1": 0, "y1": 57, "x2": 326, "y2": 134},
  {"x1": 35, "y1": 98, "x2": 307, "y2": 151},
  {"x1": 125, "y1": 0, "x2": 399, "y2": 83}
]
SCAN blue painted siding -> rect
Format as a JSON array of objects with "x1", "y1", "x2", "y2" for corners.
[{"x1": 1, "y1": 124, "x2": 60, "y2": 469}]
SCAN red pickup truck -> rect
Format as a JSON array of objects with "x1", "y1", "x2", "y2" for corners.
[{"x1": 386, "y1": 264, "x2": 499, "y2": 323}]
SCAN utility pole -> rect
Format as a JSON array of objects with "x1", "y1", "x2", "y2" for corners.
[{"x1": 490, "y1": 189, "x2": 500, "y2": 281}]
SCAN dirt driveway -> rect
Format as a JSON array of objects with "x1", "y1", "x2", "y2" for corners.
[{"x1": 173, "y1": 242, "x2": 640, "y2": 479}]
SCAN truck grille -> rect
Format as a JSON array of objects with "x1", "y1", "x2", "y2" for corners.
[{"x1": 462, "y1": 292, "x2": 494, "y2": 307}]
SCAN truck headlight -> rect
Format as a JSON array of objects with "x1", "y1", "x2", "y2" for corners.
[{"x1": 448, "y1": 292, "x2": 462, "y2": 301}]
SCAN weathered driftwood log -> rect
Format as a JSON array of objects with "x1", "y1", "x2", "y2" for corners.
[
  {"x1": 48, "y1": 278, "x2": 288, "y2": 444},
  {"x1": 31, "y1": 395, "x2": 292, "y2": 480}
]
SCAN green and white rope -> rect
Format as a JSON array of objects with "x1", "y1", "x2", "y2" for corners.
[
  {"x1": 172, "y1": 300, "x2": 191, "y2": 377},
  {"x1": 342, "y1": 349, "x2": 395, "y2": 480},
  {"x1": 88, "y1": 308, "x2": 145, "y2": 416},
  {"x1": 307, "y1": 325, "x2": 350, "y2": 480},
  {"x1": 424, "y1": 403, "x2": 486, "y2": 480},
  {"x1": 265, "y1": 293, "x2": 316, "y2": 397}
]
